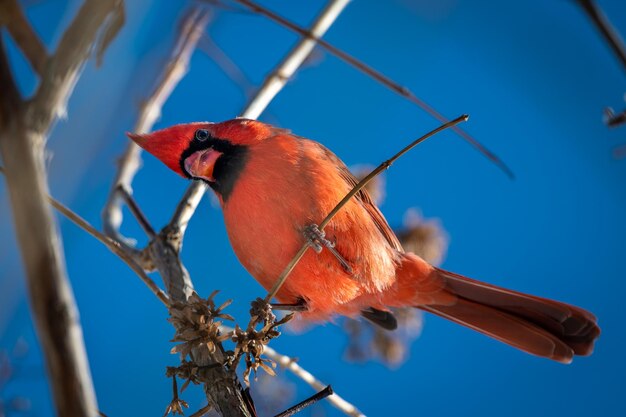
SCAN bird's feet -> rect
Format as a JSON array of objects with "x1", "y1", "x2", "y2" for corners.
[
  {"x1": 304, "y1": 224, "x2": 332, "y2": 253},
  {"x1": 304, "y1": 224, "x2": 353, "y2": 274},
  {"x1": 271, "y1": 298, "x2": 308, "y2": 312}
]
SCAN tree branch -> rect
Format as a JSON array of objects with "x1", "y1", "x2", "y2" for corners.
[
  {"x1": 0, "y1": 0, "x2": 47, "y2": 76},
  {"x1": 27, "y1": 0, "x2": 121, "y2": 136},
  {"x1": 0, "y1": 1, "x2": 121, "y2": 416},
  {"x1": 0, "y1": 56, "x2": 102, "y2": 417},
  {"x1": 0, "y1": 165, "x2": 170, "y2": 307}
]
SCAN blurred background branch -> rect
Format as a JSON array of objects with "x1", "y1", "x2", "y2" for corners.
[
  {"x1": 0, "y1": 1, "x2": 121, "y2": 416},
  {"x1": 575, "y1": 0, "x2": 626, "y2": 133},
  {"x1": 576, "y1": 0, "x2": 626, "y2": 70},
  {"x1": 0, "y1": 0, "x2": 47, "y2": 76},
  {"x1": 264, "y1": 346, "x2": 365, "y2": 417}
]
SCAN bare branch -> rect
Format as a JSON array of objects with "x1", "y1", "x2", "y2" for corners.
[
  {"x1": 239, "y1": 0, "x2": 352, "y2": 120},
  {"x1": 28, "y1": 0, "x2": 121, "y2": 136},
  {"x1": 0, "y1": 2, "x2": 121, "y2": 416},
  {"x1": 0, "y1": 0, "x2": 47, "y2": 76},
  {"x1": 264, "y1": 346, "x2": 365, "y2": 417},
  {"x1": 264, "y1": 115, "x2": 469, "y2": 302},
  {"x1": 230, "y1": 0, "x2": 513, "y2": 178},
  {"x1": 0, "y1": 66, "x2": 101, "y2": 417},
  {"x1": 0, "y1": 167, "x2": 171, "y2": 306},
  {"x1": 274, "y1": 385, "x2": 333, "y2": 417},
  {"x1": 167, "y1": 0, "x2": 352, "y2": 236},
  {"x1": 604, "y1": 106, "x2": 626, "y2": 128},
  {"x1": 576, "y1": 0, "x2": 626, "y2": 71},
  {"x1": 102, "y1": 7, "x2": 211, "y2": 258},
  {"x1": 199, "y1": 35, "x2": 255, "y2": 95},
  {"x1": 43, "y1": 185, "x2": 170, "y2": 306}
]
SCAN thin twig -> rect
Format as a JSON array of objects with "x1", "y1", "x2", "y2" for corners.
[
  {"x1": 189, "y1": 403, "x2": 213, "y2": 417},
  {"x1": 116, "y1": 185, "x2": 157, "y2": 238},
  {"x1": 52, "y1": 196, "x2": 170, "y2": 306},
  {"x1": 264, "y1": 115, "x2": 469, "y2": 302},
  {"x1": 230, "y1": 0, "x2": 512, "y2": 178},
  {"x1": 199, "y1": 35, "x2": 255, "y2": 95},
  {"x1": 604, "y1": 107, "x2": 626, "y2": 128},
  {"x1": 576, "y1": 0, "x2": 626, "y2": 71},
  {"x1": 0, "y1": 167, "x2": 170, "y2": 306},
  {"x1": 0, "y1": 0, "x2": 47, "y2": 75},
  {"x1": 274, "y1": 385, "x2": 333, "y2": 417},
  {"x1": 263, "y1": 346, "x2": 365, "y2": 417}
]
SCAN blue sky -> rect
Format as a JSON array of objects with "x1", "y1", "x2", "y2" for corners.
[{"x1": 1, "y1": 0, "x2": 625, "y2": 416}]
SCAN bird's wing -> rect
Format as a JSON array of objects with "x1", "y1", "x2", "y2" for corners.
[{"x1": 315, "y1": 142, "x2": 404, "y2": 253}]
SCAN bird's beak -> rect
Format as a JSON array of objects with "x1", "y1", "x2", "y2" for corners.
[
  {"x1": 127, "y1": 132, "x2": 148, "y2": 147},
  {"x1": 183, "y1": 148, "x2": 222, "y2": 182}
]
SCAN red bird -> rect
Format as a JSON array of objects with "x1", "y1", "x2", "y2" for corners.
[{"x1": 129, "y1": 119, "x2": 599, "y2": 363}]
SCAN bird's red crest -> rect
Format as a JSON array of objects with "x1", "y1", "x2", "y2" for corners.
[{"x1": 210, "y1": 119, "x2": 274, "y2": 146}]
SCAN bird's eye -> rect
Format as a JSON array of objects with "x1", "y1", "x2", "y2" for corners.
[{"x1": 195, "y1": 129, "x2": 210, "y2": 142}]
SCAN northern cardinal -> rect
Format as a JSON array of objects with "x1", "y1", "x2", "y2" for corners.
[{"x1": 128, "y1": 119, "x2": 599, "y2": 363}]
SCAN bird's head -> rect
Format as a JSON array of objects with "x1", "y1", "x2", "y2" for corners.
[{"x1": 127, "y1": 119, "x2": 273, "y2": 198}]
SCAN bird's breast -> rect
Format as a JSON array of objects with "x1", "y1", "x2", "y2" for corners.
[{"x1": 220, "y1": 135, "x2": 398, "y2": 316}]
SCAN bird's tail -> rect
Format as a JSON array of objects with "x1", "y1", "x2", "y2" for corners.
[
  {"x1": 390, "y1": 254, "x2": 600, "y2": 363},
  {"x1": 420, "y1": 268, "x2": 600, "y2": 363}
]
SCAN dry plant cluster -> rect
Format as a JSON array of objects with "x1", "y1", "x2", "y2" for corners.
[{"x1": 1, "y1": 0, "x2": 622, "y2": 416}]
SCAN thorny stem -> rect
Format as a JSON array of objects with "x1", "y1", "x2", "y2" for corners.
[
  {"x1": 264, "y1": 115, "x2": 469, "y2": 303},
  {"x1": 217, "y1": 324, "x2": 364, "y2": 417},
  {"x1": 274, "y1": 386, "x2": 333, "y2": 417},
  {"x1": 230, "y1": 0, "x2": 513, "y2": 178}
]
